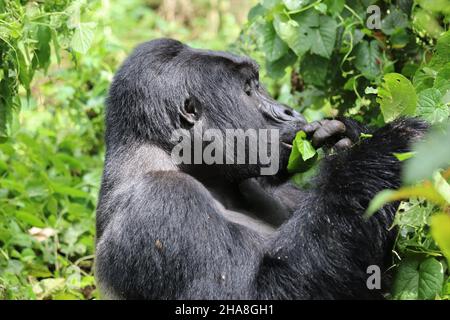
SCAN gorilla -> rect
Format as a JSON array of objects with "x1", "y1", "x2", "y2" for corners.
[{"x1": 95, "y1": 38, "x2": 427, "y2": 299}]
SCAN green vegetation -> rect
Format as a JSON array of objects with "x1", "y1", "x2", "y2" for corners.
[{"x1": 0, "y1": 0, "x2": 449, "y2": 300}]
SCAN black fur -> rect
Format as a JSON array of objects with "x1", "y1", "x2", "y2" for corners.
[{"x1": 95, "y1": 39, "x2": 427, "y2": 299}]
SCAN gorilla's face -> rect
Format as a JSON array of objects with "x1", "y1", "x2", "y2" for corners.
[
  {"x1": 177, "y1": 46, "x2": 306, "y2": 181},
  {"x1": 108, "y1": 39, "x2": 306, "y2": 182}
]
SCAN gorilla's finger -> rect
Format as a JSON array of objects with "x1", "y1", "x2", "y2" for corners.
[
  {"x1": 302, "y1": 121, "x2": 322, "y2": 135},
  {"x1": 312, "y1": 120, "x2": 346, "y2": 147},
  {"x1": 334, "y1": 138, "x2": 352, "y2": 150}
]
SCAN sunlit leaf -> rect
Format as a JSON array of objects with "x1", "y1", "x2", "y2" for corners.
[{"x1": 377, "y1": 73, "x2": 417, "y2": 122}]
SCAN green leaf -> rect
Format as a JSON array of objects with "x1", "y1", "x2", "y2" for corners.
[
  {"x1": 248, "y1": 4, "x2": 267, "y2": 22},
  {"x1": 71, "y1": 22, "x2": 96, "y2": 54},
  {"x1": 413, "y1": 8, "x2": 444, "y2": 39},
  {"x1": 393, "y1": 200, "x2": 430, "y2": 228},
  {"x1": 15, "y1": 211, "x2": 46, "y2": 228},
  {"x1": 431, "y1": 214, "x2": 450, "y2": 266},
  {"x1": 257, "y1": 21, "x2": 289, "y2": 62},
  {"x1": 433, "y1": 171, "x2": 450, "y2": 204},
  {"x1": 392, "y1": 257, "x2": 444, "y2": 300},
  {"x1": 324, "y1": 0, "x2": 344, "y2": 16},
  {"x1": 261, "y1": 0, "x2": 279, "y2": 10},
  {"x1": 50, "y1": 182, "x2": 90, "y2": 199},
  {"x1": 17, "y1": 48, "x2": 31, "y2": 90},
  {"x1": 376, "y1": 73, "x2": 417, "y2": 122},
  {"x1": 429, "y1": 31, "x2": 450, "y2": 70},
  {"x1": 418, "y1": 258, "x2": 445, "y2": 299},
  {"x1": 34, "y1": 25, "x2": 52, "y2": 71},
  {"x1": 381, "y1": 8, "x2": 409, "y2": 35},
  {"x1": 283, "y1": 0, "x2": 309, "y2": 11},
  {"x1": 413, "y1": 66, "x2": 436, "y2": 93},
  {"x1": 273, "y1": 15, "x2": 308, "y2": 57},
  {"x1": 434, "y1": 63, "x2": 450, "y2": 96},
  {"x1": 295, "y1": 131, "x2": 316, "y2": 161},
  {"x1": 265, "y1": 49, "x2": 297, "y2": 79},
  {"x1": 287, "y1": 131, "x2": 318, "y2": 173},
  {"x1": 417, "y1": 88, "x2": 449, "y2": 124},
  {"x1": 355, "y1": 40, "x2": 382, "y2": 81},
  {"x1": 393, "y1": 151, "x2": 415, "y2": 161},
  {"x1": 273, "y1": 10, "x2": 319, "y2": 58},
  {"x1": 309, "y1": 15, "x2": 337, "y2": 59},
  {"x1": 300, "y1": 53, "x2": 328, "y2": 86},
  {"x1": 403, "y1": 122, "x2": 450, "y2": 184}
]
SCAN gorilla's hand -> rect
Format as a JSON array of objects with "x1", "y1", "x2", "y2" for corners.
[{"x1": 303, "y1": 119, "x2": 356, "y2": 151}]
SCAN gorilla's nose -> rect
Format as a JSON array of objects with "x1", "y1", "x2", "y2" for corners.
[{"x1": 272, "y1": 104, "x2": 306, "y2": 124}]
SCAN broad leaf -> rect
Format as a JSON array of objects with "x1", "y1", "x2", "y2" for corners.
[
  {"x1": 392, "y1": 257, "x2": 444, "y2": 300},
  {"x1": 403, "y1": 121, "x2": 450, "y2": 184},
  {"x1": 300, "y1": 53, "x2": 329, "y2": 86},
  {"x1": 287, "y1": 131, "x2": 317, "y2": 173},
  {"x1": 257, "y1": 21, "x2": 289, "y2": 62},
  {"x1": 273, "y1": 16, "x2": 308, "y2": 57},
  {"x1": 355, "y1": 40, "x2": 382, "y2": 80},
  {"x1": 417, "y1": 88, "x2": 449, "y2": 124},
  {"x1": 71, "y1": 22, "x2": 96, "y2": 54},
  {"x1": 283, "y1": 0, "x2": 309, "y2": 11},
  {"x1": 377, "y1": 73, "x2": 417, "y2": 122},
  {"x1": 265, "y1": 49, "x2": 298, "y2": 79},
  {"x1": 431, "y1": 214, "x2": 450, "y2": 266},
  {"x1": 310, "y1": 15, "x2": 337, "y2": 59}
]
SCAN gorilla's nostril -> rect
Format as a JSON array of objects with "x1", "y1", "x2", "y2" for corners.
[{"x1": 284, "y1": 109, "x2": 293, "y2": 117}]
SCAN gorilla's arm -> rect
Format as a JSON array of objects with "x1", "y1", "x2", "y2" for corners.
[
  {"x1": 238, "y1": 117, "x2": 371, "y2": 226},
  {"x1": 255, "y1": 118, "x2": 428, "y2": 299}
]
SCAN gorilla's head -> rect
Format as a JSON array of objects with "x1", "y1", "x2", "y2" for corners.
[{"x1": 106, "y1": 38, "x2": 306, "y2": 181}]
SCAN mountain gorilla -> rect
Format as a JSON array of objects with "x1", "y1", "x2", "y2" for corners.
[{"x1": 95, "y1": 38, "x2": 427, "y2": 299}]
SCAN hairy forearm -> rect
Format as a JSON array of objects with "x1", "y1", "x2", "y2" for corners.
[{"x1": 255, "y1": 118, "x2": 428, "y2": 299}]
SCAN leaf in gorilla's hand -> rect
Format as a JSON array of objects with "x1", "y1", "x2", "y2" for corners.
[
  {"x1": 392, "y1": 257, "x2": 444, "y2": 300},
  {"x1": 376, "y1": 73, "x2": 417, "y2": 122},
  {"x1": 287, "y1": 131, "x2": 317, "y2": 173}
]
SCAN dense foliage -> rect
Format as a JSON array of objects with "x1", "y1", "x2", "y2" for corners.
[{"x1": 0, "y1": 0, "x2": 449, "y2": 300}]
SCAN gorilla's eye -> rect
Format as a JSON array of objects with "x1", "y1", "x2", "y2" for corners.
[{"x1": 244, "y1": 81, "x2": 252, "y2": 96}]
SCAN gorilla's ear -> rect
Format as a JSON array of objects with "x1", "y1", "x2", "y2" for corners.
[{"x1": 180, "y1": 98, "x2": 201, "y2": 126}]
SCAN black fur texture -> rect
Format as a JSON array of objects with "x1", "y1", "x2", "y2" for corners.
[{"x1": 95, "y1": 39, "x2": 428, "y2": 299}]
